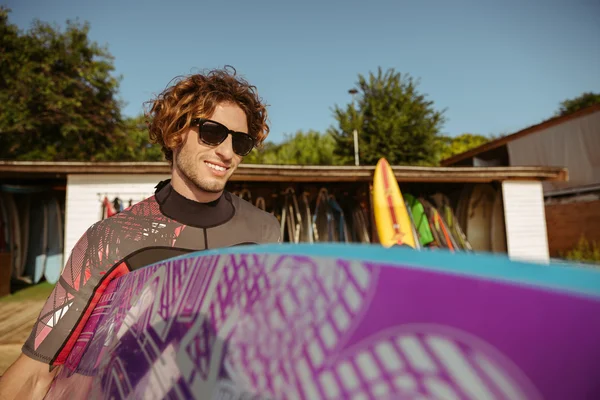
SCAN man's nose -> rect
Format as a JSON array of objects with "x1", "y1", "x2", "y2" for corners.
[{"x1": 215, "y1": 134, "x2": 234, "y2": 160}]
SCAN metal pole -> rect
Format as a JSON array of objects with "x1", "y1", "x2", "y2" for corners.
[
  {"x1": 348, "y1": 88, "x2": 359, "y2": 166},
  {"x1": 353, "y1": 129, "x2": 359, "y2": 166}
]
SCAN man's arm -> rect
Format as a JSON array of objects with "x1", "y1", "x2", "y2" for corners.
[
  {"x1": 0, "y1": 220, "x2": 126, "y2": 399},
  {"x1": 0, "y1": 353, "x2": 60, "y2": 400}
]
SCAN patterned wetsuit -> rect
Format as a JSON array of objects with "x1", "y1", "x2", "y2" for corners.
[{"x1": 22, "y1": 180, "x2": 281, "y2": 366}]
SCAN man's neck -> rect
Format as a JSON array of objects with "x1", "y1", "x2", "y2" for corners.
[{"x1": 170, "y1": 170, "x2": 223, "y2": 203}]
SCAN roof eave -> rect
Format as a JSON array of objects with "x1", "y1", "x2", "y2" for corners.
[
  {"x1": 0, "y1": 161, "x2": 568, "y2": 183},
  {"x1": 440, "y1": 104, "x2": 600, "y2": 166}
]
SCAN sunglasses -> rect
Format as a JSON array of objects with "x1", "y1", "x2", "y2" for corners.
[{"x1": 191, "y1": 118, "x2": 255, "y2": 156}]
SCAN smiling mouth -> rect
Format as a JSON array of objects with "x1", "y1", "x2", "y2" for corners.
[{"x1": 205, "y1": 161, "x2": 228, "y2": 172}]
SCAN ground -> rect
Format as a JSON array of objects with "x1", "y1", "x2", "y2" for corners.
[{"x1": 0, "y1": 283, "x2": 53, "y2": 376}]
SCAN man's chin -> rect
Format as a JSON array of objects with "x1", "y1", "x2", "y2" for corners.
[{"x1": 195, "y1": 179, "x2": 227, "y2": 194}]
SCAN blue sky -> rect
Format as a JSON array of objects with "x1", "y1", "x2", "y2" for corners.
[{"x1": 5, "y1": 0, "x2": 599, "y2": 144}]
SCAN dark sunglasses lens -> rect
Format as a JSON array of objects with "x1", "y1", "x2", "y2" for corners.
[
  {"x1": 200, "y1": 121, "x2": 227, "y2": 144},
  {"x1": 232, "y1": 133, "x2": 255, "y2": 155}
]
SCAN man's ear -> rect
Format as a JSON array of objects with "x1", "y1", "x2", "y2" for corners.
[
  {"x1": 171, "y1": 130, "x2": 189, "y2": 160},
  {"x1": 178, "y1": 129, "x2": 190, "y2": 147}
]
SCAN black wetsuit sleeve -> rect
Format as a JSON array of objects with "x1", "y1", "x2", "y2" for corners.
[{"x1": 21, "y1": 223, "x2": 130, "y2": 366}]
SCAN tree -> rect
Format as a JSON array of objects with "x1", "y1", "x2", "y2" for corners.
[
  {"x1": 96, "y1": 115, "x2": 164, "y2": 161},
  {"x1": 0, "y1": 7, "x2": 124, "y2": 161},
  {"x1": 556, "y1": 92, "x2": 600, "y2": 117},
  {"x1": 243, "y1": 141, "x2": 278, "y2": 164},
  {"x1": 435, "y1": 133, "x2": 490, "y2": 164},
  {"x1": 328, "y1": 67, "x2": 446, "y2": 166},
  {"x1": 244, "y1": 130, "x2": 340, "y2": 165}
]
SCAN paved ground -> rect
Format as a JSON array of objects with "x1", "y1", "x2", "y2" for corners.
[{"x1": 0, "y1": 300, "x2": 45, "y2": 375}]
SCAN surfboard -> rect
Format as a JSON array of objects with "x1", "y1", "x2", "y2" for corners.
[
  {"x1": 44, "y1": 196, "x2": 63, "y2": 284},
  {"x1": 328, "y1": 195, "x2": 350, "y2": 243},
  {"x1": 15, "y1": 194, "x2": 31, "y2": 278},
  {"x1": 25, "y1": 197, "x2": 48, "y2": 283},
  {"x1": 2, "y1": 193, "x2": 22, "y2": 279},
  {"x1": 431, "y1": 193, "x2": 472, "y2": 251},
  {"x1": 280, "y1": 188, "x2": 301, "y2": 243},
  {"x1": 45, "y1": 243, "x2": 600, "y2": 400},
  {"x1": 351, "y1": 206, "x2": 368, "y2": 243},
  {"x1": 456, "y1": 184, "x2": 473, "y2": 232},
  {"x1": 404, "y1": 193, "x2": 434, "y2": 247},
  {"x1": 313, "y1": 188, "x2": 333, "y2": 242},
  {"x1": 299, "y1": 192, "x2": 314, "y2": 243},
  {"x1": 255, "y1": 196, "x2": 266, "y2": 211},
  {"x1": 491, "y1": 187, "x2": 508, "y2": 253},
  {"x1": 0, "y1": 194, "x2": 11, "y2": 291},
  {"x1": 420, "y1": 198, "x2": 457, "y2": 251},
  {"x1": 465, "y1": 184, "x2": 496, "y2": 252},
  {"x1": 372, "y1": 158, "x2": 416, "y2": 248},
  {"x1": 0, "y1": 194, "x2": 10, "y2": 254},
  {"x1": 404, "y1": 201, "x2": 422, "y2": 250}
]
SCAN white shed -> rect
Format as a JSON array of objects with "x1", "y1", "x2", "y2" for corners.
[
  {"x1": 0, "y1": 161, "x2": 568, "y2": 293},
  {"x1": 441, "y1": 104, "x2": 599, "y2": 258},
  {"x1": 64, "y1": 173, "x2": 169, "y2": 266}
]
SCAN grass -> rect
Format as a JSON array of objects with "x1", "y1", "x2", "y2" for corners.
[{"x1": 0, "y1": 282, "x2": 54, "y2": 303}]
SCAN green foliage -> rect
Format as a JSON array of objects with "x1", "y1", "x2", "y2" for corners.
[
  {"x1": 435, "y1": 133, "x2": 490, "y2": 164},
  {"x1": 244, "y1": 130, "x2": 340, "y2": 165},
  {"x1": 96, "y1": 115, "x2": 164, "y2": 161},
  {"x1": 328, "y1": 67, "x2": 446, "y2": 166},
  {"x1": 0, "y1": 7, "x2": 123, "y2": 161},
  {"x1": 562, "y1": 236, "x2": 600, "y2": 265},
  {"x1": 556, "y1": 92, "x2": 600, "y2": 117}
]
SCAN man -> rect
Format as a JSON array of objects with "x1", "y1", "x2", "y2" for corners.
[{"x1": 0, "y1": 67, "x2": 281, "y2": 399}]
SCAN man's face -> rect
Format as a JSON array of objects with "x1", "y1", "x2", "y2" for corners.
[{"x1": 173, "y1": 102, "x2": 248, "y2": 194}]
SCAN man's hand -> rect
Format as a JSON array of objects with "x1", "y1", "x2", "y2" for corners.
[{"x1": 0, "y1": 353, "x2": 60, "y2": 400}]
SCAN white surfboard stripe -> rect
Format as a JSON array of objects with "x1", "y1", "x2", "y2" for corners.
[
  {"x1": 427, "y1": 336, "x2": 494, "y2": 399},
  {"x1": 397, "y1": 335, "x2": 438, "y2": 373},
  {"x1": 475, "y1": 353, "x2": 527, "y2": 400}
]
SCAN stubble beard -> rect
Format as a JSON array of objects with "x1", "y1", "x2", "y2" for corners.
[{"x1": 176, "y1": 151, "x2": 228, "y2": 194}]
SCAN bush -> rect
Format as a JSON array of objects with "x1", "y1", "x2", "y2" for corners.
[{"x1": 561, "y1": 236, "x2": 600, "y2": 265}]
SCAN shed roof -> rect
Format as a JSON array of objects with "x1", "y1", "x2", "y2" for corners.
[
  {"x1": 440, "y1": 104, "x2": 600, "y2": 167},
  {"x1": 0, "y1": 161, "x2": 568, "y2": 183}
]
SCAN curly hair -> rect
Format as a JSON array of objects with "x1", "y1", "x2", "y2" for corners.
[{"x1": 144, "y1": 66, "x2": 269, "y2": 163}]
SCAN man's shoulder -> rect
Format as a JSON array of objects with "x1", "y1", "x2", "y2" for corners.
[
  {"x1": 86, "y1": 195, "x2": 163, "y2": 233},
  {"x1": 229, "y1": 192, "x2": 281, "y2": 243},
  {"x1": 230, "y1": 193, "x2": 278, "y2": 226}
]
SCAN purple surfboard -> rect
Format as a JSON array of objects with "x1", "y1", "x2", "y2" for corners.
[{"x1": 45, "y1": 244, "x2": 600, "y2": 399}]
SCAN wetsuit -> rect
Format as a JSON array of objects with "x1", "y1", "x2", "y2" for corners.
[{"x1": 22, "y1": 180, "x2": 280, "y2": 366}]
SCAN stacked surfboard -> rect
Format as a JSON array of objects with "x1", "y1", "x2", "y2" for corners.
[
  {"x1": 230, "y1": 158, "x2": 501, "y2": 254},
  {"x1": 234, "y1": 187, "x2": 369, "y2": 245},
  {"x1": 456, "y1": 183, "x2": 507, "y2": 253},
  {"x1": 372, "y1": 158, "x2": 504, "y2": 253},
  {"x1": 0, "y1": 186, "x2": 64, "y2": 289},
  {"x1": 372, "y1": 158, "x2": 418, "y2": 248}
]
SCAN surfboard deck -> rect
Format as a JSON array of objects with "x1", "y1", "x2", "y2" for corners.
[
  {"x1": 45, "y1": 244, "x2": 600, "y2": 400},
  {"x1": 44, "y1": 196, "x2": 63, "y2": 284},
  {"x1": 25, "y1": 197, "x2": 48, "y2": 283},
  {"x1": 466, "y1": 184, "x2": 497, "y2": 252},
  {"x1": 1, "y1": 193, "x2": 22, "y2": 279},
  {"x1": 313, "y1": 188, "x2": 332, "y2": 242},
  {"x1": 491, "y1": 187, "x2": 508, "y2": 253},
  {"x1": 372, "y1": 158, "x2": 416, "y2": 248},
  {"x1": 405, "y1": 193, "x2": 434, "y2": 247},
  {"x1": 16, "y1": 194, "x2": 31, "y2": 278},
  {"x1": 0, "y1": 194, "x2": 10, "y2": 254}
]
